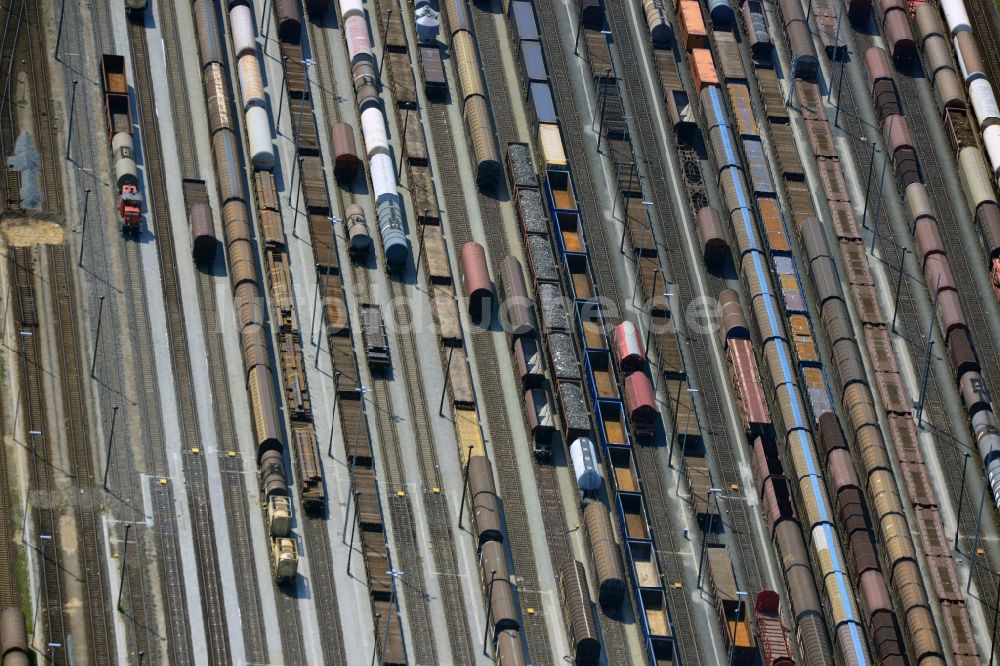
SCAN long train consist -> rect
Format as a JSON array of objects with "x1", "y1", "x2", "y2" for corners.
[
  {"x1": 774, "y1": 0, "x2": 980, "y2": 660},
  {"x1": 505, "y1": 140, "x2": 633, "y2": 663},
  {"x1": 500, "y1": 1, "x2": 689, "y2": 660},
  {"x1": 912, "y1": 5, "x2": 1000, "y2": 508},
  {"x1": 229, "y1": 0, "x2": 332, "y2": 512},
  {"x1": 367, "y1": 2, "x2": 537, "y2": 661},
  {"x1": 699, "y1": 9, "x2": 930, "y2": 664},
  {"x1": 909, "y1": 0, "x2": 998, "y2": 264},
  {"x1": 265, "y1": 0, "x2": 414, "y2": 660},
  {"x1": 701, "y1": 60, "x2": 873, "y2": 666},
  {"x1": 511, "y1": 127, "x2": 677, "y2": 662},
  {"x1": 99, "y1": 0, "x2": 996, "y2": 660},
  {"x1": 577, "y1": 2, "x2": 795, "y2": 662},
  {"x1": 677, "y1": 0, "x2": 965, "y2": 660},
  {"x1": 584, "y1": 9, "x2": 816, "y2": 664},
  {"x1": 936, "y1": 0, "x2": 1000, "y2": 187},
  {"x1": 186, "y1": 0, "x2": 299, "y2": 581}
]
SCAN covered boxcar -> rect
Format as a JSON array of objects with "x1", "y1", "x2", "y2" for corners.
[
  {"x1": 697, "y1": 206, "x2": 729, "y2": 267},
  {"x1": 189, "y1": 201, "x2": 217, "y2": 262},
  {"x1": 559, "y1": 559, "x2": 601, "y2": 665},
  {"x1": 461, "y1": 241, "x2": 494, "y2": 321},
  {"x1": 330, "y1": 122, "x2": 360, "y2": 179},
  {"x1": 613, "y1": 320, "x2": 646, "y2": 373},
  {"x1": 624, "y1": 371, "x2": 658, "y2": 436}
]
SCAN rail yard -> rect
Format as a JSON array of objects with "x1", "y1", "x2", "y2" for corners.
[{"x1": 4, "y1": 0, "x2": 1000, "y2": 662}]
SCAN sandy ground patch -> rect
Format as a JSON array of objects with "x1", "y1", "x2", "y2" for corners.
[{"x1": 1, "y1": 213, "x2": 66, "y2": 246}]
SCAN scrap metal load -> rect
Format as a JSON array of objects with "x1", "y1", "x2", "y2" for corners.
[{"x1": 100, "y1": 55, "x2": 142, "y2": 232}]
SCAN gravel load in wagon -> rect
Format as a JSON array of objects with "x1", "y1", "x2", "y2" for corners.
[
  {"x1": 528, "y1": 235, "x2": 559, "y2": 283},
  {"x1": 518, "y1": 188, "x2": 548, "y2": 235},
  {"x1": 559, "y1": 381, "x2": 591, "y2": 434},
  {"x1": 507, "y1": 143, "x2": 537, "y2": 190},
  {"x1": 548, "y1": 331, "x2": 580, "y2": 380},
  {"x1": 539, "y1": 282, "x2": 569, "y2": 331}
]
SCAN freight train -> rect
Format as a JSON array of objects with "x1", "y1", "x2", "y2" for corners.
[
  {"x1": 506, "y1": 136, "x2": 640, "y2": 662},
  {"x1": 504, "y1": 7, "x2": 680, "y2": 650},
  {"x1": 99, "y1": 55, "x2": 142, "y2": 232},
  {"x1": 933, "y1": 0, "x2": 1000, "y2": 185},
  {"x1": 868, "y1": 3, "x2": 1000, "y2": 528},
  {"x1": 852, "y1": 24, "x2": 1000, "y2": 657},
  {"x1": 916, "y1": 7, "x2": 1000, "y2": 317},
  {"x1": 675, "y1": 0, "x2": 953, "y2": 659},
  {"x1": 188, "y1": 0, "x2": 299, "y2": 583},
  {"x1": 771, "y1": 3, "x2": 979, "y2": 659},
  {"x1": 463, "y1": 398, "x2": 528, "y2": 664},
  {"x1": 696, "y1": 67, "x2": 872, "y2": 666}
]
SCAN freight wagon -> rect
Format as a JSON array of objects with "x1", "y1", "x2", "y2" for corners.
[
  {"x1": 360, "y1": 304, "x2": 390, "y2": 368},
  {"x1": 183, "y1": 179, "x2": 217, "y2": 262},
  {"x1": 754, "y1": 591, "x2": 793, "y2": 665},
  {"x1": 0, "y1": 607, "x2": 28, "y2": 666},
  {"x1": 708, "y1": 545, "x2": 755, "y2": 664},
  {"x1": 418, "y1": 45, "x2": 447, "y2": 96},
  {"x1": 558, "y1": 559, "x2": 601, "y2": 666}
]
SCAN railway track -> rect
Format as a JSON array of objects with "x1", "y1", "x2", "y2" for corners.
[
  {"x1": 424, "y1": 100, "x2": 556, "y2": 663},
  {"x1": 535, "y1": 2, "x2": 766, "y2": 663},
  {"x1": 602, "y1": 0, "x2": 768, "y2": 607},
  {"x1": 834, "y1": 24, "x2": 1000, "y2": 646},
  {"x1": 462, "y1": 3, "x2": 638, "y2": 664},
  {"x1": 260, "y1": 18, "x2": 365, "y2": 666},
  {"x1": 60, "y1": 0, "x2": 203, "y2": 663},
  {"x1": 126, "y1": 15, "x2": 233, "y2": 664},
  {"x1": 9, "y1": 248, "x2": 67, "y2": 660},
  {"x1": 3, "y1": 0, "x2": 120, "y2": 659},
  {"x1": 382, "y1": 276, "x2": 478, "y2": 666},
  {"x1": 0, "y1": 0, "x2": 59, "y2": 211},
  {"x1": 541, "y1": 2, "x2": 719, "y2": 658},
  {"x1": 0, "y1": 0, "x2": 61, "y2": 614},
  {"x1": 347, "y1": 246, "x2": 470, "y2": 665},
  {"x1": 152, "y1": 0, "x2": 273, "y2": 651},
  {"x1": 303, "y1": 13, "x2": 476, "y2": 663},
  {"x1": 117, "y1": 208, "x2": 189, "y2": 665},
  {"x1": 48, "y1": 244, "x2": 117, "y2": 665},
  {"x1": 418, "y1": 1, "x2": 579, "y2": 652}
]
